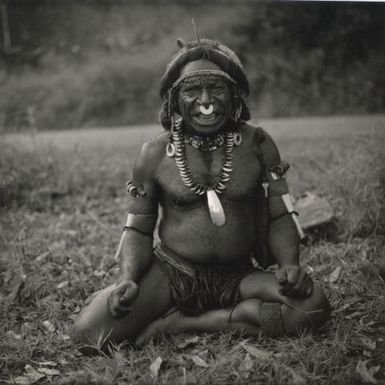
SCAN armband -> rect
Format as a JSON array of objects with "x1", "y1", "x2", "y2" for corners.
[
  {"x1": 114, "y1": 213, "x2": 157, "y2": 261},
  {"x1": 267, "y1": 161, "x2": 290, "y2": 197},
  {"x1": 266, "y1": 161, "x2": 305, "y2": 239},
  {"x1": 126, "y1": 179, "x2": 146, "y2": 198},
  {"x1": 271, "y1": 210, "x2": 299, "y2": 223},
  {"x1": 269, "y1": 161, "x2": 290, "y2": 178},
  {"x1": 123, "y1": 213, "x2": 157, "y2": 235},
  {"x1": 267, "y1": 178, "x2": 289, "y2": 197}
]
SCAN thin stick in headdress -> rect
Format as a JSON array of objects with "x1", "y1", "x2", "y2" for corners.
[{"x1": 192, "y1": 18, "x2": 201, "y2": 46}]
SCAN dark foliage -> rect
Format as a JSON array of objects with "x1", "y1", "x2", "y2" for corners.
[{"x1": 1, "y1": 1, "x2": 384, "y2": 130}]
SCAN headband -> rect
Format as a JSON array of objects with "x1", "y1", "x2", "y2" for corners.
[{"x1": 171, "y1": 69, "x2": 237, "y2": 90}]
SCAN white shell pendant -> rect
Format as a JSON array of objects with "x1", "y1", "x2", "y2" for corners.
[{"x1": 207, "y1": 188, "x2": 226, "y2": 226}]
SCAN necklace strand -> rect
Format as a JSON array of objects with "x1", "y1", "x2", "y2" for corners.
[
  {"x1": 170, "y1": 120, "x2": 236, "y2": 195},
  {"x1": 184, "y1": 132, "x2": 225, "y2": 152}
]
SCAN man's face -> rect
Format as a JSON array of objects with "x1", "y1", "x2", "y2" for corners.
[{"x1": 177, "y1": 60, "x2": 233, "y2": 136}]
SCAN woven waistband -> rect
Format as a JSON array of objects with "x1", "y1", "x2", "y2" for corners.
[{"x1": 154, "y1": 243, "x2": 195, "y2": 278}]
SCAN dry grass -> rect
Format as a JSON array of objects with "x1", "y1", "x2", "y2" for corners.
[{"x1": 1, "y1": 115, "x2": 385, "y2": 384}]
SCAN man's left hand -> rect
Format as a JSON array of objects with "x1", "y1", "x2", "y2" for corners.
[{"x1": 275, "y1": 265, "x2": 313, "y2": 298}]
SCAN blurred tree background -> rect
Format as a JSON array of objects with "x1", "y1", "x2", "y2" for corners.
[{"x1": 1, "y1": 0, "x2": 384, "y2": 131}]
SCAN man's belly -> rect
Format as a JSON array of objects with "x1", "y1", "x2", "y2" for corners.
[{"x1": 158, "y1": 203, "x2": 257, "y2": 264}]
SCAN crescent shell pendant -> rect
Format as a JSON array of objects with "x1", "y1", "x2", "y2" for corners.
[{"x1": 207, "y1": 188, "x2": 226, "y2": 226}]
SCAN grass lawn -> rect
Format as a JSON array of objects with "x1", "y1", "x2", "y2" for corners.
[{"x1": 1, "y1": 115, "x2": 385, "y2": 384}]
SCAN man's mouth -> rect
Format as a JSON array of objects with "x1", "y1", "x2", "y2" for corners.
[
  {"x1": 192, "y1": 105, "x2": 223, "y2": 126},
  {"x1": 193, "y1": 112, "x2": 221, "y2": 125}
]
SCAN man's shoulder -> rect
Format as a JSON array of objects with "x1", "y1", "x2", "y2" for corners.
[
  {"x1": 138, "y1": 132, "x2": 168, "y2": 162},
  {"x1": 241, "y1": 122, "x2": 280, "y2": 165},
  {"x1": 241, "y1": 122, "x2": 267, "y2": 144},
  {"x1": 140, "y1": 131, "x2": 168, "y2": 160},
  {"x1": 133, "y1": 131, "x2": 168, "y2": 181}
]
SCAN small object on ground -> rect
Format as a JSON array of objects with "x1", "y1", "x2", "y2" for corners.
[
  {"x1": 187, "y1": 354, "x2": 209, "y2": 368},
  {"x1": 241, "y1": 343, "x2": 272, "y2": 360},
  {"x1": 294, "y1": 192, "x2": 334, "y2": 230},
  {"x1": 42, "y1": 320, "x2": 55, "y2": 333},
  {"x1": 13, "y1": 365, "x2": 45, "y2": 385},
  {"x1": 37, "y1": 367, "x2": 60, "y2": 376},
  {"x1": 177, "y1": 336, "x2": 200, "y2": 349},
  {"x1": 328, "y1": 266, "x2": 342, "y2": 283},
  {"x1": 149, "y1": 356, "x2": 163, "y2": 378},
  {"x1": 356, "y1": 359, "x2": 379, "y2": 384}
]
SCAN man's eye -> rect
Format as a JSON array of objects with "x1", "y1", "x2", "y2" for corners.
[
  {"x1": 211, "y1": 85, "x2": 225, "y2": 91},
  {"x1": 184, "y1": 86, "x2": 200, "y2": 92}
]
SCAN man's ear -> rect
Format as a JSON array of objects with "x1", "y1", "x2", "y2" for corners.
[{"x1": 172, "y1": 93, "x2": 180, "y2": 114}]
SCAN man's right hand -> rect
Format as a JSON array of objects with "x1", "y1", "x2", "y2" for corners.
[{"x1": 107, "y1": 280, "x2": 139, "y2": 318}]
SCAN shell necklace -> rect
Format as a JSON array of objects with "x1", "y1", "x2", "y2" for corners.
[{"x1": 166, "y1": 119, "x2": 242, "y2": 226}]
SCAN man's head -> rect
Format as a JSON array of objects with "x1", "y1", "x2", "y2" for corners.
[
  {"x1": 176, "y1": 59, "x2": 233, "y2": 135},
  {"x1": 159, "y1": 39, "x2": 250, "y2": 133}
]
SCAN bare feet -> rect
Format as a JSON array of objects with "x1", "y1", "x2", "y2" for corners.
[{"x1": 135, "y1": 308, "x2": 183, "y2": 346}]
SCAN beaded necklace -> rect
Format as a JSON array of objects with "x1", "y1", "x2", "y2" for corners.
[
  {"x1": 184, "y1": 132, "x2": 225, "y2": 152},
  {"x1": 167, "y1": 119, "x2": 242, "y2": 226}
]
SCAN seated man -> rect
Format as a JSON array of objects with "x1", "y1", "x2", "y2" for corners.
[{"x1": 71, "y1": 38, "x2": 331, "y2": 350}]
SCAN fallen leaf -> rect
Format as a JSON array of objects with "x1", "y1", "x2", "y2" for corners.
[
  {"x1": 281, "y1": 365, "x2": 306, "y2": 385},
  {"x1": 32, "y1": 360, "x2": 57, "y2": 367},
  {"x1": 149, "y1": 356, "x2": 163, "y2": 378},
  {"x1": 371, "y1": 366, "x2": 381, "y2": 375},
  {"x1": 59, "y1": 358, "x2": 70, "y2": 365},
  {"x1": 329, "y1": 266, "x2": 342, "y2": 283},
  {"x1": 243, "y1": 353, "x2": 253, "y2": 371},
  {"x1": 13, "y1": 365, "x2": 46, "y2": 385},
  {"x1": 57, "y1": 281, "x2": 68, "y2": 289},
  {"x1": 177, "y1": 336, "x2": 200, "y2": 349},
  {"x1": 360, "y1": 337, "x2": 377, "y2": 351},
  {"x1": 241, "y1": 344, "x2": 271, "y2": 360},
  {"x1": 345, "y1": 311, "x2": 365, "y2": 319},
  {"x1": 61, "y1": 334, "x2": 71, "y2": 341},
  {"x1": 42, "y1": 320, "x2": 55, "y2": 333},
  {"x1": 290, "y1": 369, "x2": 306, "y2": 385},
  {"x1": 35, "y1": 251, "x2": 50, "y2": 262},
  {"x1": 23, "y1": 322, "x2": 37, "y2": 331},
  {"x1": 163, "y1": 358, "x2": 187, "y2": 367},
  {"x1": 7, "y1": 275, "x2": 26, "y2": 302},
  {"x1": 12, "y1": 376, "x2": 41, "y2": 385},
  {"x1": 37, "y1": 368, "x2": 60, "y2": 376},
  {"x1": 6, "y1": 330, "x2": 23, "y2": 340},
  {"x1": 189, "y1": 355, "x2": 209, "y2": 368},
  {"x1": 334, "y1": 297, "x2": 362, "y2": 313},
  {"x1": 239, "y1": 352, "x2": 253, "y2": 378},
  {"x1": 93, "y1": 270, "x2": 106, "y2": 278},
  {"x1": 356, "y1": 360, "x2": 377, "y2": 384}
]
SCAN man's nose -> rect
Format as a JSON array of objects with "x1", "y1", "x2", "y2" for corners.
[{"x1": 199, "y1": 88, "x2": 211, "y2": 105}]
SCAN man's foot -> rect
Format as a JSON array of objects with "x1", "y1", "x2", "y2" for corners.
[{"x1": 135, "y1": 308, "x2": 183, "y2": 346}]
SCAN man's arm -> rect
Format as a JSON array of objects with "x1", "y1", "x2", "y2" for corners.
[
  {"x1": 260, "y1": 132, "x2": 312, "y2": 297},
  {"x1": 109, "y1": 140, "x2": 162, "y2": 317}
]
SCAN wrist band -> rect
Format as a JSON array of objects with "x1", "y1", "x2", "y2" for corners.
[
  {"x1": 123, "y1": 226, "x2": 153, "y2": 238},
  {"x1": 271, "y1": 211, "x2": 299, "y2": 223}
]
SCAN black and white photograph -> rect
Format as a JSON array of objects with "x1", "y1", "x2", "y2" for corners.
[{"x1": 1, "y1": 0, "x2": 384, "y2": 384}]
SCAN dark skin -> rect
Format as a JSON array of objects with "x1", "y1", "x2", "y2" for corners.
[{"x1": 71, "y1": 59, "x2": 329, "y2": 349}]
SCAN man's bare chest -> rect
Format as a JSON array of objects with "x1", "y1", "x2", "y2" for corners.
[{"x1": 156, "y1": 145, "x2": 262, "y2": 204}]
